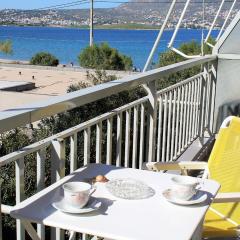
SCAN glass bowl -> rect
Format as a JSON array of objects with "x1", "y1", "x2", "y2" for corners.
[{"x1": 106, "y1": 178, "x2": 155, "y2": 200}]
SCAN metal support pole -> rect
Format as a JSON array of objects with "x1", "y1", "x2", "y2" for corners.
[
  {"x1": 168, "y1": 0, "x2": 191, "y2": 49},
  {"x1": 216, "y1": 0, "x2": 237, "y2": 41},
  {"x1": 168, "y1": 0, "x2": 200, "y2": 59},
  {"x1": 90, "y1": 0, "x2": 94, "y2": 46},
  {"x1": 205, "y1": 0, "x2": 225, "y2": 44},
  {"x1": 143, "y1": 0, "x2": 177, "y2": 72}
]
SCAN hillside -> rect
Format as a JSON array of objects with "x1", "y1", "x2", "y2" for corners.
[{"x1": 0, "y1": 0, "x2": 239, "y2": 29}]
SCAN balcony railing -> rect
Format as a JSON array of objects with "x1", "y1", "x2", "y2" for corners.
[{"x1": 0, "y1": 55, "x2": 217, "y2": 240}]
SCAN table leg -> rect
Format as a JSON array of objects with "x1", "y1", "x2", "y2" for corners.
[
  {"x1": 191, "y1": 219, "x2": 203, "y2": 240},
  {"x1": 22, "y1": 220, "x2": 41, "y2": 240}
]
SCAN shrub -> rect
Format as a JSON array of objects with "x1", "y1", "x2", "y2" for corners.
[
  {"x1": 0, "y1": 40, "x2": 12, "y2": 54},
  {"x1": 30, "y1": 52, "x2": 59, "y2": 66},
  {"x1": 157, "y1": 38, "x2": 215, "y2": 89},
  {"x1": 78, "y1": 43, "x2": 133, "y2": 71}
]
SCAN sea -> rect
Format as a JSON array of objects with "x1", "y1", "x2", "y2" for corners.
[{"x1": 0, "y1": 26, "x2": 219, "y2": 69}]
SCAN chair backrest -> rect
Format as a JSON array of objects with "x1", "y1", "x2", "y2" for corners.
[{"x1": 208, "y1": 116, "x2": 240, "y2": 224}]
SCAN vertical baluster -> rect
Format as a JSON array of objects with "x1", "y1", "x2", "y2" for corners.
[
  {"x1": 185, "y1": 82, "x2": 191, "y2": 145},
  {"x1": 132, "y1": 105, "x2": 139, "y2": 169},
  {"x1": 174, "y1": 87, "x2": 181, "y2": 159},
  {"x1": 84, "y1": 128, "x2": 91, "y2": 165},
  {"x1": 189, "y1": 81, "x2": 195, "y2": 142},
  {"x1": 116, "y1": 113, "x2": 122, "y2": 167},
  {"x1": 51, "y1": 139, "x2": 66, "y2": 240},
  {"x1": 210, "y1": 62, "x2": 217, "y2": 133},
  {"x1": 124, "y1": 109, "x2": 131, "y2": 167},
  {"x1": 161, "y1": 93, "x2": 168, "y2": 162},
  {"x1": 182, "y1": 84, "x2": 188, "y2": 150},
  {"x1": 198, "y1": 72, "x2": 207, "y2": 144},
  {"x1": 191, "y1": 79, "x2": 197, "y2": 140},
  {"x1": 70, "y1": 133, "x2": 77, "y2": 172},
  {"x1": 156, "y1": 96, "x2": 163, "y2": 162},
  {"x1": 170, "y1": 89, "x2": 177, "y2": 161},
  {"x1": 96, "y1": 122, "x2": 102, "y2": 164},
  {"x1": 202, "y1": 65, "x2": 209, "y2": 142},
  {"x1": 37, "y1": 149, "x2": 46, "y2": 240},
  {"x1": 195, "y1": 77, "x2": 201, "y2": 137},
  {"x1": 51, "y1": 139, "x2": 66, "y2": 181},
  {"x1": 178, "y1": 86, "x2": 184, "y2": 155},
  {"x1": 166, "y1": 91, "x2": 172, "y2": 162},
  {"x1": 210, "y1": 73, "x2": 217, "y2": 133},
  {"x1": 207, "y1": 72, "x2": 214, "y2": 136},
  {"x1": 106, "y1": 118, "x2": 113, "y2": 165},
  {"x1": 15, "y1": 157, "x2": 25, "y2": 240},
  {"x1": 205, "y1": 76, "x2": 210, "y2": 130},
  {"x1": 139, "y1": 104, "x2": 145, "y2": 169}
]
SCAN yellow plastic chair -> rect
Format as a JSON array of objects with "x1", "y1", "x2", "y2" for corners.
[{"x1": 146, "y1": 116, "x2": 240, "y2": 239}]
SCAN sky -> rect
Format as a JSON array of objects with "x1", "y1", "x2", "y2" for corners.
[{"x1": 0, "y1": 0, "x2": 129, "y2": 10}]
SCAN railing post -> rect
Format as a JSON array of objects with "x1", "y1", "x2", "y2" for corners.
[
  {"x1": 209, "y1": 61, "x2": 218, "y2": 134},
  {"x1": 15, "y1": 157, "x2": 25, "y2": 240},
  {"x1": 146, "y1": 80, "x2": 158, "y2": 162},
  {"x1": 37, "y1": 149, "x2": 46, "y2": 240},
  {"x1": 198, "y1": 64, "x2": 208, "y2": 145},
  {"x1": 51, "y1": 139, "x2": 66, "y2": 240}
]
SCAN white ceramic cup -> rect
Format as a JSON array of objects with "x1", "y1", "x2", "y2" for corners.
[
  {"x1": 171, "y1": 176, "x2": 200, "y2": 201},
  {"x1": 63, "y1": 182, "x2": 95, "y2": 208}
]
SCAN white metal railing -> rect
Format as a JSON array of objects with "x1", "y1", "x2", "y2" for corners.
[{"x1": 0, "y1": 55, "x2": 217, "y2": 240}]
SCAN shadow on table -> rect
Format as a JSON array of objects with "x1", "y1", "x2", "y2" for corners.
[{"x1": 10, "y1": 164, "x2": 121, "y2": 221}]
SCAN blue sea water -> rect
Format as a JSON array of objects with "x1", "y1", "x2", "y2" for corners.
[{"x1": 0, "y1": 26, "x2": 219, "y2": 69}]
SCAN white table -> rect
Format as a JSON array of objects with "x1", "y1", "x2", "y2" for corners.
[{"x1": 11, "y1": 163, "x2": 220, "y2": 240}]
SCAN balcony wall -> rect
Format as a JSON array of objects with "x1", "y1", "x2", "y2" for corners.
[{"x1": 213, "y1": 11, "x2": 240, "y2": 129}]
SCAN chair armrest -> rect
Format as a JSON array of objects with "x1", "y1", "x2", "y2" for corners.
[
  {"x1": 213, "y1": 192, "x2": 240, "y2": 203},
  {"x1": 145, "y1": 161, "x2": 208, "y2": 171}
]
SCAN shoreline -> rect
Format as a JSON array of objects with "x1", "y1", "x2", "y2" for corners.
[{"x1": 0, "y1": 24, "x2": 201, "y2": 31}]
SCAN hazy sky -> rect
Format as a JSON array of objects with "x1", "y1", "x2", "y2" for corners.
[{"x1": 0, "y1": 0, "x2": 129, "y2": 10}]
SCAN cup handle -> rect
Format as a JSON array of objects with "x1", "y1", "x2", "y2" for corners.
[{"x1": 89, "y1": 186, "x2": 96, "y2": 196}]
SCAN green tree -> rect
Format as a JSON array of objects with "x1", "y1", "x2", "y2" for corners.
[
  {"x1": 0, "y1": 40, "x2": 12, "y2": 54},
  {"x1": 0, "y1": 129, "x2": 35, "y2": 235},
  {"x1": 158, "y1": 38, "x2": 215, "y2": 89},
  {"x1": 78, "y1": 43, "x2": 133, "y2": 71},
  {"x1": 30, "y1": 52, "x2": 59, "y2": 66}
]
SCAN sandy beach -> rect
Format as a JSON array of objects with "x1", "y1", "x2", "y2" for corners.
[{"x1": 0, "y1": 64, "x2": 133, "y2": 111}]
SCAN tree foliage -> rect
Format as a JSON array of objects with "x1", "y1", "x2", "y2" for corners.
[
  {"x1": 35, "y1": 70, "x2": 144, "y2": 139},
  {"x1": 78, "y1": 43, "x2": 133, "y2": 71},
  {"x1": 0, "y1": 40, "x2": 12, "y2": 55},
  {"x1": 157, "y1": 38, "x2": 215, "y2": 89},
  {"x1": 30, "y1": 52, "x2": 59, "y2": 66}
]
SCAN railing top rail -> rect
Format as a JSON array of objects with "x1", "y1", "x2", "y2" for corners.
[{"x1": 0, "y1": 55, "x2": 216, "y2": 133}]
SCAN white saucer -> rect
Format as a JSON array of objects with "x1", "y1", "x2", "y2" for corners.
[
  {"x1": 162, "y1": 189, "x2": 208, "y2": 205},
  {"x1": 52, "y1": 197, "x2": 101, "y2": 214}
]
